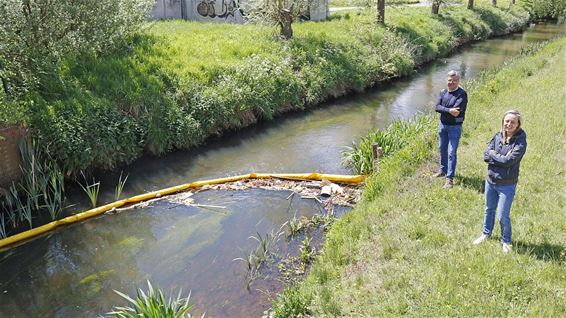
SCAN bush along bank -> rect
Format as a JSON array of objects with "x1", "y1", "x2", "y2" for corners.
[
  {"x1": 20, "y1": 3, "x2": 531, "y2": 174},
  {"x1": 271, "y1": 37, "x2": 566, "y2": 317}
]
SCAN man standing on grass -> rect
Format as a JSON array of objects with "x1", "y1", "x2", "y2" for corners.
[{"x1": 434, "y1": 70, "x2": 468, "y2": 189}]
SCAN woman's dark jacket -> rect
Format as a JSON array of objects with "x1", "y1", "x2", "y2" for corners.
[{"x1": 483, "y1": 128, "x2": 527, "y2": 185}]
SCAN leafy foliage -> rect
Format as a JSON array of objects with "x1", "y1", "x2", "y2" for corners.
[
  {"x1": 0, "y1": 0, "x2": 154, "y2": 98},
  {"x1": 519, "y1": 0, "x2": 566, "y2": 18}
]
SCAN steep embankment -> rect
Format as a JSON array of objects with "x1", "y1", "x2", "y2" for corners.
[
  {"x1": 273, "y1": 37, "x2": 566, "y2": 316},
  {"x1": 24, "y1": 4, "x2": 528, "y2": 173}
]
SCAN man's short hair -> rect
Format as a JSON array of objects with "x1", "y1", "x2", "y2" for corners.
[{"x1": 447, "y1": 70, "x2": 460, "y2": 80}]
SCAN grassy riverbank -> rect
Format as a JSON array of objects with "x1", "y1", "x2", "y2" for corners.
[
  {"x1": 272, "y1": 37, "x2": 566, "y2": 316},
  {"x1": 14, "y1": 2, "x2": 528, "y2": 174}
]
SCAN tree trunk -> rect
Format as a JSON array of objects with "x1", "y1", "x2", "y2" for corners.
[
  {"x1": 511, "y1": 0, "x2": 515, "y2": 4},
  {"x1": 432, "y1": 2, "x2": 440, "y2": 15},
  {"x1": 492, "y1": 0, "x2": 497, "y2": 6},
  {"x1": 0, "y1": 60, "x2": 9, "y2": 97},
  {"x1": 467, "y1": 0, "x2": 474, "y2": 9},
  {"x1": 377, "y1": 0, "x2": 385, "y2": 24},
  {"x1": 280, "y1": 9, "x2": 293, "y2": 40}
]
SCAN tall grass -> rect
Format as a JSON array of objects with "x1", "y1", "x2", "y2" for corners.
[
  {"x1": 342, "y1": 115, "x2": 434, "y2": 175},
  {"x1": 272, "y1": 37, "x2": 566, "y2": 317}
]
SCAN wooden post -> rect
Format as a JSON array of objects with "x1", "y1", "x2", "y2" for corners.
[
  {"x1": 377, "y1": 0, "x2": 385, "y2": 25},
  {"x1": 372, "y1": 142, "x2": 383, "y2": 160}
]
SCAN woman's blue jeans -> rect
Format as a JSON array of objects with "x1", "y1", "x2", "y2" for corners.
[
  {"x1": 482, "y1": 181, "x2": 517, "y2": 244},
  {"x1": 438, "y1": 123, "x2": 462, "y2": 179}
]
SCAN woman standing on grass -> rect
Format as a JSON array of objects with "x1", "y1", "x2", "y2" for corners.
[{"x1": 473, "y1": 110, "x2": 527, "y2": 253}]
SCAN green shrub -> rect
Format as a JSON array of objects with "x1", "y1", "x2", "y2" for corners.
[
  {"x1": 271, "y1": 286, "x2": 312, "y2": 318},
  {"x1": 520, "y1": 0, "x2": 566, "y2": 19}
]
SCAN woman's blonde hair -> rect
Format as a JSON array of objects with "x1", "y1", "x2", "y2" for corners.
[{"x1": 501, "y1": 109, "x2": 522, "y2": 141}]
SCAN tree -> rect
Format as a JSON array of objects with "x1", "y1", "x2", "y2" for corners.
[
  {"x1": 432, "y1": 0, "x2": 441, "y2": 14},
  {"x1": 468, "y1": 0, "x2": 474, "y2": 9},
  {"x1": 492, "y1": 0, "x2": 497, "y2": 6},
  {"x1": 432, "y1": 0, "x2": 459, "y2": 15},
  {"x1": 377, "y1": 0, "x2": 385, "y2": 24},
  {"x1": 246, "y1": 0, "x2": 311, "y2": 39},
  {"x1": 0, "y1": 0, "x2": 154, "y2": 98}
]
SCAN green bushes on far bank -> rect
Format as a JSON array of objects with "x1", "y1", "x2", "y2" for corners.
[
  {"x1": 520, "y1": 0, "x2": 566, "y2": 19},
  {"x1": 6, "y1": 3, "x2": 529, "y2": 174}
]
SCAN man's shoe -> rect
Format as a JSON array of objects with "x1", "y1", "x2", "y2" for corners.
[
  {"x1": 502, "y1": 243, "x2": 513, "y2": 253},
  {"x1": 443, "y1": 178, "x2": 454, "y2": 189},
  {"x1": 472, "y1": 234, "x2": 490, "y2": 245},
  {"x1": 432, "y1": 171, "x2": 446, "y2": 178}
]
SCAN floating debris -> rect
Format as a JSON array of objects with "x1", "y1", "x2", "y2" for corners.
[{"x1": 117, "y1": 178, "x2": 362, "y2": 213}]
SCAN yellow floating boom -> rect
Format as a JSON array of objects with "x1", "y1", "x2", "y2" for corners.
[{"x1": 0, "y1": 173, "x2": 363, "y2": 250}]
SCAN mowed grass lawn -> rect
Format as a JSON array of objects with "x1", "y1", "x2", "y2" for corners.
[{"x1": 277, "y1": 38, "x2": 566, "y2": 316}]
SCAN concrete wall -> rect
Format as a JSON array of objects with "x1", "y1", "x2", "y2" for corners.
[
  {"x1": 309, "y1": 0, "x2": 329, "y2": 21},
  {"x1": 152, "y1": 0, "x2": 184, "y2": 19},
  {"x1": 188, "y1": 0, "x2": 245, "y2": 23},
  {"x1": 151, "y1": 0, "x2": 327, "y2": 22},
  {"x1": 0, "y1": 125, "x2": 27, "y2": 189}
]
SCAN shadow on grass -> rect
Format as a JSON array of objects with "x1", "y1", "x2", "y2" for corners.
[
  {"x1": 457, "y1": 175, "x2": 485, "y2": 193},
  {"x1": 514, "y1": 240, "x2": 566, "y2": 264},
  {"x1": 473, "y1": 7, "x2": 508, "y2": 36}
]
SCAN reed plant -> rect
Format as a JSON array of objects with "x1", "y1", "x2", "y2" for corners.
[
  {"x1": 235, "y1": 225, "x2": 285, "y2": 288},
  {"x1": 287, "y1": 213, "x2": 335, "y2": 238},
  {"x1": 15, "y1": 194, "x2": 33, "y2": 229},
  {"x1": 299, "y1": 236, "x2": 315, "y2": 264},
  {"x1": 342, "y1": 115, "x2": 434, "y2": 175},
  {"x1": 41, "y1": 162, "x2": 65, "y2": 220},
  {"x1": 0, "y1": 212, "x2": 6, "y2": 238},
  {"x1": 108, "y1": 281, "x2": 201, "y2": 318},
  {"x1": 79, "y1": 173, "x2": 100, "y2": 208},
  {"x1": 0, "y1": 140, "x2": 68, "y2": 232},
  {"x1": 114, "y1": 172, "x2": 129, "y2": 201},
  {"x1": 286, "y1": 215, "x2": 305, "y2": 237}
]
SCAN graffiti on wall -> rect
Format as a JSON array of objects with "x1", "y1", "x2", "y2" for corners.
[{"x1": 196, "y1": 0, "x2": 243, "y2": 19}]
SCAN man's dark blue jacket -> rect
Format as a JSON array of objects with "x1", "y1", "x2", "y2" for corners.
[{"x1": 434, "y1": 87, "x2": 468, "y2": 125}]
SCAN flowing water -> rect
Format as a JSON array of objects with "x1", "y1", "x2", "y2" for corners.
[{"x1": 0, "y1": 23, "x2": 564, "y2": 318}]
